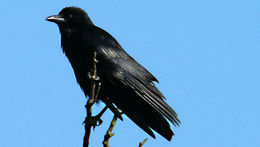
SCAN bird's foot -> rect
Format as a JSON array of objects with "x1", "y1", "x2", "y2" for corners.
[
  {"x1": 82, "y1": 106, "x2": 108, "y2": 129},
  {"x1": 82, "y1": 116, "x2": 103, "y2": 129}
]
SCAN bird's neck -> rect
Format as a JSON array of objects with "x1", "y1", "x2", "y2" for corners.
[{"x1": 60, "y1": 27, "x2": 75, "y2": 37}]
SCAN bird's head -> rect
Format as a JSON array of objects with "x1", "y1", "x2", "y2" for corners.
[{"x1": 46, "y1": 7, "x2": 94, "y2": 30}]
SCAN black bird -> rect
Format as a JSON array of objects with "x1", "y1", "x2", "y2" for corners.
[{"x1": 46, "y1": 7, "x2": 180, "y2": 141}]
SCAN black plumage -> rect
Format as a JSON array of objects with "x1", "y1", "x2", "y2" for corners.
[{"x1": 46, "y1": 7, "x2": 180, "y2": 141}]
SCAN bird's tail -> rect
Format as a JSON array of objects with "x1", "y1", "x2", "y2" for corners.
[{"x1": 112, "y1": 91, "x2": 175, "y2": 141}]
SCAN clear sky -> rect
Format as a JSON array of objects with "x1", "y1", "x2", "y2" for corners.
[{"x1": 1, "y1": 1, "x2": 259, "y2": 147}]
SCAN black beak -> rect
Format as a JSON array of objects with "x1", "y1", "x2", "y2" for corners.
[{"x1": 46, "y1": 15, "x2": 65, "y2": 23}]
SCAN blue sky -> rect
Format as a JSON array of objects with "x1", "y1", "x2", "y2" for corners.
[{"x1": 1, "y1": 1, "x2": 259, "y2": 147}]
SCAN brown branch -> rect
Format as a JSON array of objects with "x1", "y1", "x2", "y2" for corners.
[
  {"x1": 102, "y1": 109, "x2": 120, "y2": 147},
  {"x1": 139, "y1": 138, "x2": 148, "y2": 147},
  {"x1": 83, "y1": 52, "x2": 100, "y2": 147}
]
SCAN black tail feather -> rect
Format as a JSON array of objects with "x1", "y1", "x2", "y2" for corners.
[{"x1": 112, "y1": 91, "x2": 174, "y2": 141}]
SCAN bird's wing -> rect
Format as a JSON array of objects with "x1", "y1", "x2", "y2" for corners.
[
  {"x1": 92, "y1": 27, "x2": 180, "y2": 124},
  {"x1": 110, "y1": 56, "x2": 180, "y2": 126},
  {"x1": 83, "y1": 27, "x2": 180, "y2": 140},
  {"x1": 96, "y1": 44, "x2": 180, "y2": 140}
]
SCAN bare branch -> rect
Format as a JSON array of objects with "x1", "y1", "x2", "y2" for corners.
[
  {"x1": 139, "y1": 138, "x2": 148, "y2": 147},
  {"x1": 102, "y1": 109, "x2": 120, "y2": 147},
  {"x1": 83, "y1": 52, "x2": 100, "y2": 147}
]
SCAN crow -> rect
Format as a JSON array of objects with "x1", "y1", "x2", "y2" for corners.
[{"x1": 46, "y1": 6, "x2": 180, "y2": 141}]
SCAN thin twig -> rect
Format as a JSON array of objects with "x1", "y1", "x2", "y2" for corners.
[
  {"x1": 102, "y1": 109, "x2": 120, "y2": 147},
  {"x1": 83, "y1": 52, "x2": 100, "y2": 147},
  {"x1": 139, "y1": 138, "x2": 148, "y2": 147},
  {"x1": 93, "y1": 106, "x2": 109, "y2": 129}
]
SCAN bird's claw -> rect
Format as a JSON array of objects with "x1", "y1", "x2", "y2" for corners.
[{"x1": 82, "y1": 116, "x2": 103, "y2": 128}]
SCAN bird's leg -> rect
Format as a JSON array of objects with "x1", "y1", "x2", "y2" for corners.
[{"x1": 102, "y1": 98, "x2": 124, "y2": 120}]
